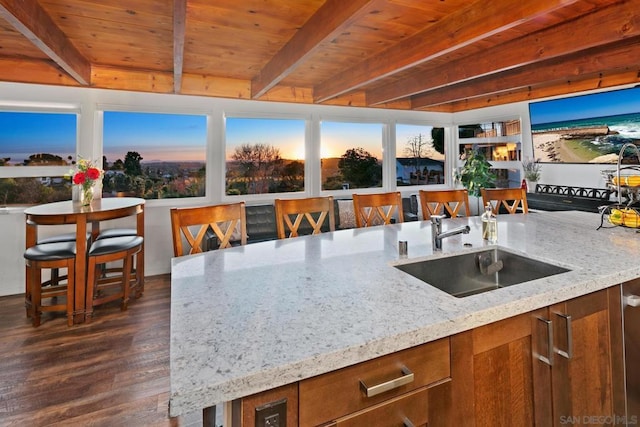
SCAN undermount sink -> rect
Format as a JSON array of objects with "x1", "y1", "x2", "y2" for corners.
[{"x1": 394, "y1": 247, "x2": 570, "y2": 298}]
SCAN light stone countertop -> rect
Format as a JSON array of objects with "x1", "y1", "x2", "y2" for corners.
[{"x1": 169, "y1": 210, "x2": 640, "y2": 417}]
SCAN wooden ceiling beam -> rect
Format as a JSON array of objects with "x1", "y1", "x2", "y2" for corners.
[
  {"x1": 251, "y1": 0, "x2": 377, "y2": 99},
  {"x1": 410, "y1": 37, "x2": 640, "y2": 109},
  {"x1": 0, "y1": 0, "x2": 91, "y2": 85},
  {"x1": 367, "y1": 0, "x2": 640, "y2": 105},
  {"x1": 313, "y1": 0, "x2": 581, "y2": 103},
  {"x1": 173, "y1": 0, "x2": 187, "y2": 93},
  {"x1": 443, "y1": 69, "x2": 640, "y2": 112}
]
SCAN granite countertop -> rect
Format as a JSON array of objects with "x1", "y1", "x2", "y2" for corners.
[{"x1": 169, "y1": 210, "x2": 640, "y2": 417}]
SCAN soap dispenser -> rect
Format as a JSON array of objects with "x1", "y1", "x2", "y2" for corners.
[{"x1": 481, "y1": 202, "x2": 497, "y2": 243}]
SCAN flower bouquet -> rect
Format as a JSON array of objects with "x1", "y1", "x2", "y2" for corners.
[{"x1": 69, "y1": 157, "x2": 103, "y2": 205}]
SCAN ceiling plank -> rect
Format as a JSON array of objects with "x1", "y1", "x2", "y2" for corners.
[
  {"x1": 173, "y1": 0, "x2": 187, "y2": 93},
  {"x1": 445, "y1": 69, "x2": 640, "y2": 112},
  {"x1": 0, "y1": 0, "x2": 91, "y2": 85},
  {"x1": 313, "y1": 0, "x2": 581, "y2": 103},
  {"x1": 251, "y1": 0, "x2": 376, "y2": 99},
  {"x1": 181, "y1": 73, "x2": 251, "y2": 99},
  {"x1": 0, "y1": 57, "x2": 81, "y2": 86},
  {"x1": 92, "y1": 65, "x2": 173, "y2": 93},
  {"x1": 367, "y1": 0, "x2": 640, "y2": 105},
  {"x1": 411, "y1": 37, "x2": 640, "y2": 109}
]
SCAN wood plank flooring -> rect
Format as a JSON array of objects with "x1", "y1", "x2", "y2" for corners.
[{"x1": 0, "y1": 274, "x2": 206, "y2": 427}]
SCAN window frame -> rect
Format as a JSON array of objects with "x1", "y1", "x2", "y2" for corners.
[
  {"x1": 97, "y1": 105, "x2": 211, "y2": 205},
  {"x1": 318, "y1": 115, "x2": 390, "y2": 196},
  {"x1": 395, "y1": 120, "x2": 448, "y2": 189},
  {"x1": 0, "y1": 106, "x2": 80, "y2": 180},
  {"x1": 221, "y1": 111, "x2": 312, "y2": 204}
]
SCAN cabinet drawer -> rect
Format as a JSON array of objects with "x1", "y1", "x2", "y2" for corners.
[
  {"x1": 329, "y1": 385, "x2": 432, "y2": 427},
  {"x1": 299, "y1": 338, "x2": 450, "y2": 426}
]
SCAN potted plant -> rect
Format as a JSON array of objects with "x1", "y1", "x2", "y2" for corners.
[
  {"x1": 454, "y1": 147, "x2": 496, "y2": 214},
  {"x1": 522, "y1": 157, "x2": 541, "y2": 192}
]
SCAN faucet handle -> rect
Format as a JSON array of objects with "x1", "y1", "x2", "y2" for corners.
[{"x1": 430, "y1": 214, "x2": 445, "y2": 224}]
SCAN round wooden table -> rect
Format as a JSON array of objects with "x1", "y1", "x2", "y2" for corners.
[{"x1": 24, "y1": 197, "x2": 145, "y2": 324}]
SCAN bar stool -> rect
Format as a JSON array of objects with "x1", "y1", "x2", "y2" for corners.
[
  {"x1": 96, "y1": 228, "x2": 142, "y2": 296},
  {"x1": 96, "y1": 228, "x2": 137, "y2": 240},
  {"x1": 24, "y1": 241, "x2": 76, "y2": 327},
  {"x1": 85, "y1": 235, "x2": 143, "y2": 323},
  {"x1": 36, "y1": 232, "x2": 91, "y2": 285}
]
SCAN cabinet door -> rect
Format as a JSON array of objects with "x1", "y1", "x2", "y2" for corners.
[
  {"x1": 451, "y1": 310, "x2": 546, "y2": 427},
  {"x1": 548, "y1": 287, "x2": 625, "y2": 426}
]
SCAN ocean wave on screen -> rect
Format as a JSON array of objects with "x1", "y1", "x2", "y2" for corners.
[{"x1": 609, "y1": 124, "x2": 640, "y2": 139}]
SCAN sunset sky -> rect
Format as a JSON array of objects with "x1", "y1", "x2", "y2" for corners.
[{"x1": 0, "y1": 111, "x2": 438, "y2": 164}]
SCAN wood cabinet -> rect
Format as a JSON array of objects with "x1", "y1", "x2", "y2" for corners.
[
  {"x1": 299, "y1": 337, "x2": 451, "y2": 427},
  {"x1": 233, "y1": 338, "x2": 452, "y2": 427},
  {"x1": 543, "y1": 287, "x2": 625, "y2": 426},
  {"x1": 450, "y1": 286, "x2": 625, "y2": 426},
  {"x1": 234, "y1": 287, "x2": 625, "y2": 427}
]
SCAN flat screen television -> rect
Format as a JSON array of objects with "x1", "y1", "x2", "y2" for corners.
[{"x1": 529, "y1": 86, "x2": 640, "y2": 163}]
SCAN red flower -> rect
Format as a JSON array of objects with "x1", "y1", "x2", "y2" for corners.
[
  {"x1": 73, "y1": 172, "x2": 86, "y2": 185},
  {"x1": 86, "y1": 167, "x2": 101, "y2": 180}
]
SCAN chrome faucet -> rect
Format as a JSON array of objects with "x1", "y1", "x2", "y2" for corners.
[{"x1": 431, "y1": 215, "x2": 470, "y2": 250}]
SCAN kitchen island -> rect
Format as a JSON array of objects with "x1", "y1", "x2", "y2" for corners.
[{"x1": 169, "y1": 210, "x2": 638, "y2": 425}]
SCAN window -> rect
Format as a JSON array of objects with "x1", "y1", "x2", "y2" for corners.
[
  {"x1": 102, "y1": 111, "x2": 207, "y2": 199},
  {"x1": 321, "y1": 121, "x2": 383, "y2": 190},
  {"x1": 0, "y1": 111, "x2": 77, "y2": 205},
  {"x1": 457, "y1": 120, "x2": 522, "y2": 188},
  {"x1": 0, "y1": 111, "x2": 76, "y2": 167},
  {"x1": 225, "y1": 117, "x2": 306, "y2": 195},
  {"x1": 396, "y1": 123, "x2": 445, "y2": 186}
]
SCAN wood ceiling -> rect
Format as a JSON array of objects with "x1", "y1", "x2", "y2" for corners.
[{"x1": 0, "y1": 0, "x2": 639, "y2": 112}]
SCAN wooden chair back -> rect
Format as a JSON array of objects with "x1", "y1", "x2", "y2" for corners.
[
  {"x1": 419, "y1": 189, "x2": 471, "y2": 219},
  {"x1": 352, "y1": 192, "x2": 404, "y2": 228},
  {"x1": 274, "y1": 196, "x2": 335, "y2": 239},
  {"x1": 170, "y1": 202, "x2": 247, "y2": 256},
  {"x1": 481, "y1": 188, "x2": 529, "y2": 214}
]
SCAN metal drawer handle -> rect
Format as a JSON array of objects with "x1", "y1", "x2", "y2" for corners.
[
  {"x1": 536, "y1": 317, "x2": 554, "y2": 366},
  {"x1": 403, "y1": 417, "x2": 416, "y2": 427},
  {"x1": 554, "y1": 313, "x2": 573, "y2": 360},
  {"x1": 359, "y1": 366, "x2": 414, "y2": 397}
]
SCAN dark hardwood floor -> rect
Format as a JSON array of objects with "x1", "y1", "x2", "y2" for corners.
[{"x1": 0, "y1": 274, "x2": 204, "y2": 427}]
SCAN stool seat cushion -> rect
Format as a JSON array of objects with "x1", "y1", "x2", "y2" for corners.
[
  {"x1": 38, "y1": 232, "x2": 91, "y2": 244},
  {"x1": 24, "y1": 242, "x2": 76, "y2": 261},
  {"x1": 96, "y1": 228, "x2": 138, "y2": 240},
  {"x1": 89, "y1": 235, "x2": 143, "y2": 256}
]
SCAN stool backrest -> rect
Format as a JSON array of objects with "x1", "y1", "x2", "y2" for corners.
[
  {"x1": 419, "y1": 189, "x2": 471, "y2": 219},
  {"x1": 352, "y1": 192, "x2": 404, "y2": 227},
  {"x1": 170, "y1": 202, "x2": 247, "y2": 256},
  {"x1": 481, "y1": 188, "x2": 529, "y2": 214},
  {"x1": 274, "y1": 196, "x2": 335, "y2": 239}
]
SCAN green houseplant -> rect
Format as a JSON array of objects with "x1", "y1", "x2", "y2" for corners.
[
  {"x1": 454, "y1": 148, "x2": 496, "y2": 214},
  {"x1": 455, "y1": 148, "x2": 496, "y2": 197}
]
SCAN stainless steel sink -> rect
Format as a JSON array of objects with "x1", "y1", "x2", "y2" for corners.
[{"x1": 394, "y1": 248, "x2": 570, "y2": 298}]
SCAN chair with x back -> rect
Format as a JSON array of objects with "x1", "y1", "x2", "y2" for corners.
[
  {"x1": 481, "y1": 187, "x2": 529, "y2": 214},
  {"x1": 170, "y1": 202, "x2": 247, "y2": 257},
  {"x1": 352, "y1": 192, "x2": 404, "y2": 228},
  {"x1": 274, "y1": 196, "x2": 335, "y2": 239},
  {"x1": 419, "y1": 189, "x2": 471, "y2": 220}
]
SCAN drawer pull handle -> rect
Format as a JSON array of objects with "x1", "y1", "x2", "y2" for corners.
[
  {"x1": 359, "y1": 366, "x2": 414, "y2": 397},
  {"x1": 536, "y1": 316, "x2": 554, "y2": 366},
  {"x1": 554, "y1": 313, "x2": 573, "y2": 360},
  {"x1": 403, "y1": 417, "x2": 416, "y2": 427}
]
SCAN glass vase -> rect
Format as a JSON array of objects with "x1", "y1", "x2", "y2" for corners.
[{"x1": 81, "y1": 184, "x2": 94, "y2": 206}]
